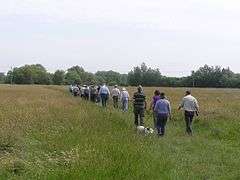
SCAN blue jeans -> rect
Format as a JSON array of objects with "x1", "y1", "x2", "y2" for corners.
[
  {"x1": 156, "y1": 114, "x2": 168, "y2": 136},
  {"x1": 122, "y1": 99, "x2": 128, "y2": 112},
  {"x1": 100, "y1": 94, "x2": 108, "y2": 107}
]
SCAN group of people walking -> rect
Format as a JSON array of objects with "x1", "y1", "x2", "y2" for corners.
[
  {"x1": 69, "y1": 84, "x2": 130, "y2": 111},
  {"x1": 70, "y1": 84, "x2": 200, "y2": 137},
  {"x1": 133, "y1": 86, "x2": 199, "y2": 136}
]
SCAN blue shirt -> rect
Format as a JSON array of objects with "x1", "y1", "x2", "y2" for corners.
[
  {"x1": 154, "y1": 98, "x2": 171, "y2": 116},
  {"x1": 99, "y1": 85, "x2": 110, "y2": 95}
]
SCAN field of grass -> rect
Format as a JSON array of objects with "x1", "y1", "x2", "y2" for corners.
[{"x1": 0, "y1": 85, "x2": 240, "y2": 179}]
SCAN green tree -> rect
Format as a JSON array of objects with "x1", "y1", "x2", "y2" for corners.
[
  {"x1": 52, "y1": 70, "x2": 65, "y2": 85},
  {"x1": 0, "y1": 73, "x2": 5, "y2": 84}
]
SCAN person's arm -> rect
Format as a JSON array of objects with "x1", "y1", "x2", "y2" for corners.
[
  {"x1": 154, "y1": 102, "x2": 158, "y2": 113},
  {"x1": 144, "y1": 100, "x2": 147, "y2": 110},
  {"x1": 178, "y1": 98, "x2": 184, "y2": 110},
  {"x1": 118, "y1": 89, "x2": 121, "y2": 99},
  {"x1": 99, "y1": 87, "x2": 102, "y2": 95},
  {"x1": 149, "y1": 98, "x2": 154, "y2": 111},
  {"x1": 194, "y1": 99, "x2": 200, "y2": 115}
]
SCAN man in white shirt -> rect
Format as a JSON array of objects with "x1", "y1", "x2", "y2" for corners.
[
  {"x1": 178, "y1": 90, "x2": 199, "y2": 135},
  {"x1": 111, "y1": 85, "x2": 121, "y2": 108},
  {"x1": 121, "y1": 87, "x2": 130, "y2": 112}
]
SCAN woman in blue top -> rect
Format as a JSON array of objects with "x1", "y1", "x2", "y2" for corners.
[{"x1": 154, "y1": 92, "x2": 171, "y2": 136}]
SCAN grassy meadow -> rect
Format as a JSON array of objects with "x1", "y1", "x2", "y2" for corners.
[{"x1": 0, "y1": 85, "x2": 240, "y2": 179}]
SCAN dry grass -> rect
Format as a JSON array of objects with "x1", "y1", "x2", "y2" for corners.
[{"x1": 0, "y1": 85, "x2": 240, "y2": 179}]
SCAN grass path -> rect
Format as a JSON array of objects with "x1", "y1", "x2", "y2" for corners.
[{"x1": 0, "y1": 85, "x2": 240, "y2": 179}]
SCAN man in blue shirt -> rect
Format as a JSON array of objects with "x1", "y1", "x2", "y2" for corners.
[
  {"x1": 99, "y1": 83, "x2": 110, "y2": 107},
  {"x1": 154, "y1": 92, "x2": 171, "y2": 136}
]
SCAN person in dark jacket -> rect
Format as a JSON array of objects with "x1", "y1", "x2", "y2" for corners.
[
  {"x1": 149, "y1": 90, "x2": 161, "y2": 128},
  {"x1": 133, "y1": 85, "x2": 147, "y2": 126}
]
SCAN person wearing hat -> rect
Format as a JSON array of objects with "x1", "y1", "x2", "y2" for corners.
[
  {"x1": 121, "y1": 87, "x2": 130, "y2": 112},
  {"x1": 89, "y1": 85, "x2": 98, "y2": 102},
  {"x1": 99, "y1": 83, "x2": 110, "y2": 107},
  {"x1": 154, "y1": 92, "x2": 171, "y2": 136},
  {"x1": 133, "y1": 85, "x2": 147, "y2": 126},
  {"x1": 111, "y1": 85, "x2": 121, "y2": 108},
  {"x1": 178, "y1": 90, "x2": 199, "y2": 135}
]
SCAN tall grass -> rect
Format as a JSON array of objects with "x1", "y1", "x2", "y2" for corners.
[{"x1": 0, "y1": 85, "x2": 240, "y2": 179}]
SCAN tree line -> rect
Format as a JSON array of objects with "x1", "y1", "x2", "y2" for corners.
[{"x1": 1, "y1": 63, "x2": 240, "y2": 88}]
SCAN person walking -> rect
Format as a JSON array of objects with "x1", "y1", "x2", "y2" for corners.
[
  {"x1": 154, "y1": 92, "x2": 171, "y2": 136},
  {"x1": 133, "y1": 85, "x2": 147, "y2": 126},
  {"x1": 149, "y1": 90, "x2": 161, "y2": 128},
  {"x1": 72, "y1": 85, "x2": 80, "y2": 97},
  {"x1": 121, "y1": 87, "x2": 130, "y2": 112},
  {"x1": 90, "y1": 85, "x2": 98, "y2": 102},
  {"x1": 178, "y1": 90, "x2": 199, "y2": 135},
  {"x1": 99, "y1": 83, "x2": 110, "y2": 107},
  {"x1": 111, "y1": 85, "x2": 121, "y2": 108}
]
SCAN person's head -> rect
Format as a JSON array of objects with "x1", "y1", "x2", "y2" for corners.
[
  {"x1": 137, "y1": 85, "x2": 143, "y2": 93},
  {"x1": 185, "y1": 90, "x2": 191, "y2": 96},
  {"x1": 114, "y1": 85, "x2": 118, "y2": 88},
  {"x1": 154, "y1": 90, "x2": 160, "y2": 96},
  {"x1": 122, "y1": 87, "x2": 126, "y2": 91},
  {"x1": 160, "y1": 92, "x2": 166, "y2": 99}
]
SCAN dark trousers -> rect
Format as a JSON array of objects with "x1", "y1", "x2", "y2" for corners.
[
  {"x1": 112, "y1": 96, "x2": 119, "y2": 108},
  {"x1": 134, "y1": 108, "x2": 145, "y2": 126},
  {"x1": 153, "y1": 112, "x2": 157, "y2": 128},
  {"x1": 121, "y1": 99, "x2": 128, "y2": 112},
  {"x1": 84, "y1": 93, "x2": 89, "y2": 100},
  {"x1": 185, "y1": 111, "x2": 195, "y2": 135},
  {"x1": 156, "y1": 114, "x2": 168, "y2": 136},
  {"x1": 90, "y1": 94, "x2": 97, "y2": 102},
  {"x1": 101, "y1": 94, "x2": 108, "y2": 107}
]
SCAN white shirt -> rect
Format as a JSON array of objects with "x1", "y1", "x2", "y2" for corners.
[
  {"x1": 121, "y1": 90, "x2": 129, "y2": 100},
  {"x1": 112, "y1": 88, "x2": 120, "y2": 97},
  {"x1": 180, "y1": 95, "x2": 199, "y2": 112}
]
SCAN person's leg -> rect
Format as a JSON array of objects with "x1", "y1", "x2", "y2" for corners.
[
  {"x1": 113, "y1": 96, "x2": 116, "y2": 108},
  {"x1": 103, "y1": 95, "x2": 107, "y2": 107},
  {"x1": 101, "y1": 94, "x2": 105, "y2": 107},
  {"x1": 161, "y1": 116, "x2": 168, "y2": 136},
  {"x1": 158, "y1": 116, "x2": 164, "y2": 136},
  {"x1": 134, "y1": 111, "x2": 139, "y2": 126},
  {"x1": 115, "y1": 97, "x2": 118, "y2": 108},
  {"x1": 121, "y1": 100, "x2": 124, "y2": 111},
  {"x1": 188, "y1": 112, "x2": 194, "y2": 135},
  {"x1": 185, "y1": 111, "x2": 192, "y2": 135},
  {"x1": 156, "y1": 115, "x2": 161, "y2": 135},
  {"x1": 153, "y1": 112, "x2": 157, "y2": 129},
  {"x1": 105, "y1": 94, "x2": 109, "y2": 107},
  {"x1": 139, "y1": 109, "x2": 145, "y2": 126},
  {"x1": 124, "y1": 100, "x2": 128, "y2": 112},
  {"x1": 94, "y1": 94, "x2": 97, "y2": 102}
]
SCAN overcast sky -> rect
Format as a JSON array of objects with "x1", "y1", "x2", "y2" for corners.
[{"x1": 0, "y1": 0, "x2": 240, "y2": 76}]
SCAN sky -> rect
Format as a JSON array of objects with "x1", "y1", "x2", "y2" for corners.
[{"x1": 0, "y1": 0, "x2": 240, "y2": 77}]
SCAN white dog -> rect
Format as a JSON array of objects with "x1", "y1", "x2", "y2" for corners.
[{"x1": 137, "y1": 126, "x2": 154, "y2": 135}]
